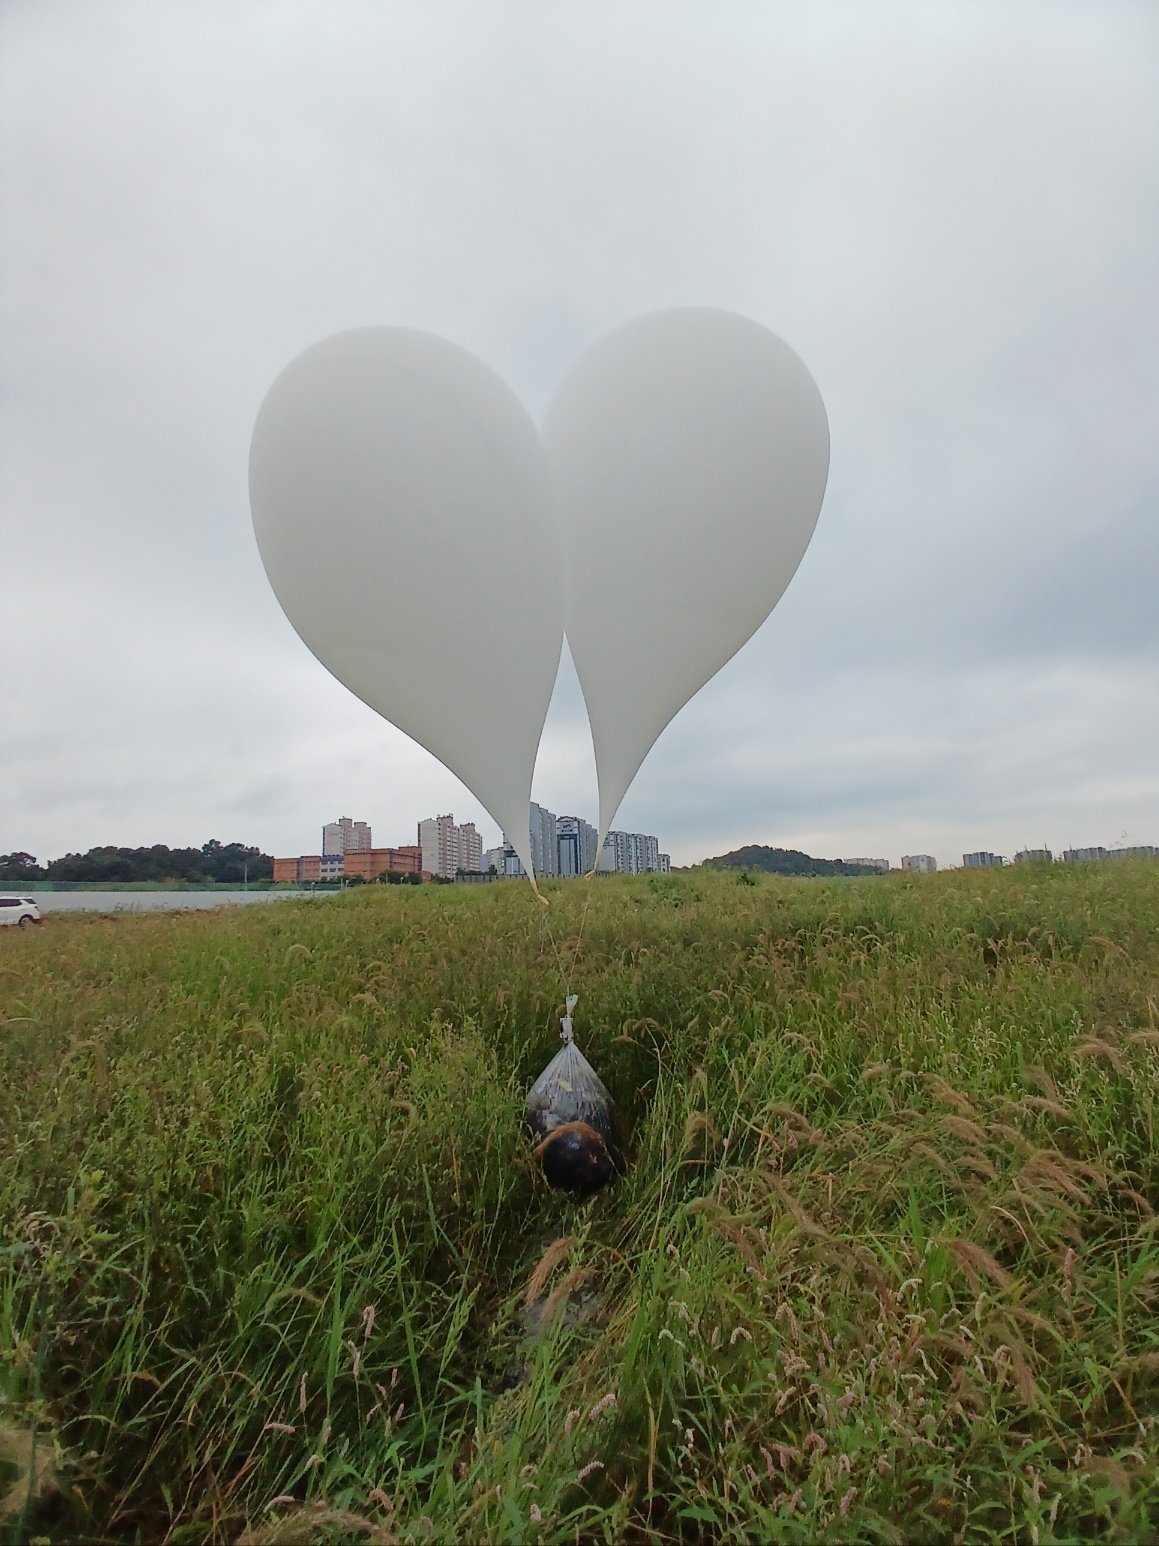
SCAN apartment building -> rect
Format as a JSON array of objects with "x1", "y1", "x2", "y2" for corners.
[
  {"x1": 900, "y1": 854, "x2": 938, "y2": 873},
  {"x1": 418, "y1": 814, "x2": 459, "y2": 878},
  {"x1": 528, "y1": 802, "x2": 559, "y2": 878},
  {"x1": 322, "y1": 816, "x2": 372, "y2": 856},
  {"x1": 557, "y1": 815, "x2": 599, "y2": 876},
  {"x1": 599, "y1": 830, "x2": 669, "y2": 874}
]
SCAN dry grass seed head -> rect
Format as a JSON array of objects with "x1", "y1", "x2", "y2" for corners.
[
  {"x1": 957, "y1": 1150, "x2": 999, "y2": 1183},
  {"x1": 924, "y1": 1074, "x2": 978, "y2": 1116},
  {"x1": 543, "y1": 1265, "x2": 600, "y2": 1324},
  {"x1": 523, "y1": 1235, "x2": 576, "y2": 1306},
  {"x1": 1018, "y1": 1095, "x2": 1073, "y2": 1121},
  {"x1": 1120, "y1": 1188, "x2": 1154, "y2": 1216},
  {"x1": 1003, "y1": 1305, "x2": 1058, "y2": 1340},
  {"x1": 942, "y1": 1237, "x2": 1012, "y2": 1291},
  {"x1": 940, "y1": 1114, "x2": 989, "y2": 1146},
  {"x1": 760, "y1": 1176, "x2": 829, "y2": 1238},
  {"x1": 1087, "y1": 935, "x2": 1130, "y2": 961},
  {"x1": 1021, "y1": 1064, "x2": 1061, "y2": 1100},
  {"x1": 681, "y1": 1110, "x2": 717, "y2": 1151},
  {"x1": 1072, "y1": 1038, "x2": 1126, "y2": 1073},
  {"x1": 990, "y1": 1121, "x2": 1034, "y2": 1154},
  {"x1": 1020, "y1": 1154, "x2": 1089, "y2": 1204},
  {"x1": 909, "y1": 1142, "x2": 954, "y2": 1178},
  {"x1": 993, "y1": 1341, "x2": 1038, "y2": 1407},
  {"x1": 238, "y1": 1506, "x2": 398, "y2": 1545},
  {"x1": 1127, "y1": 1029, "x2": 1159, "y2": 1048}
]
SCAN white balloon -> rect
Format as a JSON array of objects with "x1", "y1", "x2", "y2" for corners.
[
  {"x1": 542, "y1": 308, "x2": 830, "y2": 848},
  {"x1": 249, "y1": 327, "x2": 562, "y2": 881}
]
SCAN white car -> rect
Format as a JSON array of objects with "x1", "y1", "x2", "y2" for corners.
[{"x1": 0, "y1": 896, "x2": 42, "y2": 926}]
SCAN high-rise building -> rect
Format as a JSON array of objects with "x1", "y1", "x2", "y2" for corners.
[
  {"x1": 323, "y1": 816, "x2": 372, "y2": 855},
  {"x1": 901, "y1": 855, "x2": 938, "y2": 873},
  {"x1": 417, "y1": 815, "x2": 484, "y2": 876},
  {"x1": 418, "y1": 814, "x2": 460, "y2": 878},
  {"x1": 528, "y1": 803, "x2": 558, "y2": 878},
  {"x1": 845, "y1": 857, "x2": 890, "y2": 873},
  {"x1": 458, "y1": 822, "x2": 483, "y2": 873},
  {"x1": 599, "y1": 830, "x2": 666, "y2": 874},
  {"x1": 557, "y1": 815, "x2": 599, "y2": 876},
  {"x1": 963, "y1": 851, "x2": 1003, "y2": 868},
  {"x1": 1014, "y1": 849, "x2": 1052, "y2": 865},
  {"x1": 500, "y1": 803, "x2": 559, "y2": 879}
]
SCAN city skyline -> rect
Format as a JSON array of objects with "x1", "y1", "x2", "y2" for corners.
[{"x1": 265, "y1": 807, "x2": 1159, "y2": 880}]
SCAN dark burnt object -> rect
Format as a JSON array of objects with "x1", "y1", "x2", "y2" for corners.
[{"x1": 534, "y1": 1120, "x2": 615, "y2": 1198}]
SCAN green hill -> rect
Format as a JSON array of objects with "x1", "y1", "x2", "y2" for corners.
[{"x1": 701, "y1": 843, "x2": 883, "y2": 876}]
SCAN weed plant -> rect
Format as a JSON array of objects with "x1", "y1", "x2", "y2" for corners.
[{"x1": 1, "y1": 864, "x2": 1158, "y2": 1542}]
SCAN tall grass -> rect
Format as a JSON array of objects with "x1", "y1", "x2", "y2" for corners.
[{"x1": 1, "y1": 864, "x2": 1157, "y2": 1542}]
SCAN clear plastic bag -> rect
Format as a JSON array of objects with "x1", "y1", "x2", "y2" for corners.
[{"x1": 525, "y1": 1036, "x2": 614, "y2": 1143}]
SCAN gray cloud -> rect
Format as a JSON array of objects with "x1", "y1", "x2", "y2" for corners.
[{"x1": 3, "y1": 0, "x2": 1157, "y2": 868}]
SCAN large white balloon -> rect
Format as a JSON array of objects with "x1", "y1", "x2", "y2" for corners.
[
  {"x1": 542, "y1": 308, "x2": 830, "y2": 848},
  {"x1": 249, "y1": 327, "x2": 562, "y2": 881}
]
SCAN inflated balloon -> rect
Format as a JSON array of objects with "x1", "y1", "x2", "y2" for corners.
[
  {"x1": 249, "y1": 328, "x2": 562, "y2": 880},
  {"x1": 542, "y1": 308, "x2": 829, "y2": 848}
]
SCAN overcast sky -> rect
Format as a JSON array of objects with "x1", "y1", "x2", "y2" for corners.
[{"x1": 3, "y1": 0, "x2": 1157, "y2": 870}]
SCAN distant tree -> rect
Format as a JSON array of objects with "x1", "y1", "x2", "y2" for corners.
[
  {"x1": 36, "y1": 841, "x2": 274, "y2": 885},
  {"x1": 199, "y1": 841, "x2": 272, "y2": 884},
  {"x1": 0, "y1": 851, "x2": 45, "y2": 885}
]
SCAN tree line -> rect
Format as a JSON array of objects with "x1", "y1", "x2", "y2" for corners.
[{"x1": 0, "y1": 841, "x2": 274, "y2": 887}]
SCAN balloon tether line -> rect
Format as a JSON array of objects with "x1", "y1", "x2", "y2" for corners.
[{"x1": 532, "y1": 865, "x2": 599, "y2": 1040}]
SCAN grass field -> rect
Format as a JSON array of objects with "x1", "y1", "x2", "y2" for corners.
[{"x1": 2, "y1": 864, "x2": 1157, "y2": 1543}]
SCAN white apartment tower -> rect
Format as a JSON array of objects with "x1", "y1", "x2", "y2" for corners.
[
  {"x1": 900, "y1": 854, "x2": 938, "y2": 874},
  {"x1": 529, "y1": 802, "x2": 559, "y2": 878},
  {"x1": 458, "y1": 822, "x2": 483, "y2": 873},
  {"x1": 599, "y1": 830, "x2": 665, "y2": 874},
  {"x1": 418, "y1": 814, "x2": 460, "y2": 879},
  {"x1": 322, "y1": 816, "x2": 372, "y2": 856}
]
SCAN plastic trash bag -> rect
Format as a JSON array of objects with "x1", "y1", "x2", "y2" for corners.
[
  {"x1": 525, "y1": 998, "x2": 615, "y2": 1197},
  {"x1": 525, "y1": 1036, "x2": 614, "y2": 1143}
]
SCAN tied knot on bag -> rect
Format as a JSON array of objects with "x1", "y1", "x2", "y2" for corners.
[{"x1": 560, "y1": 994, "x2": 578, "y2": 1044}]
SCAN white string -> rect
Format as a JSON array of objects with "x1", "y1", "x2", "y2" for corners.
[{"x1": 535, "y1": 864, "x2": 600, "y2": 1039}]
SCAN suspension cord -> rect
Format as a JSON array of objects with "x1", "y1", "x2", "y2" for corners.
[{"x1": 534, "y1": 864, "x2": 600, "y2": 1036}]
